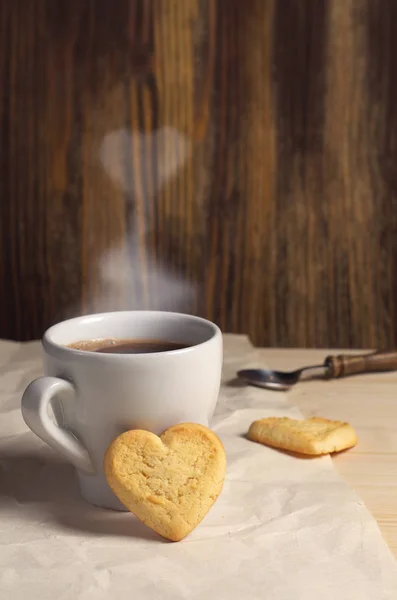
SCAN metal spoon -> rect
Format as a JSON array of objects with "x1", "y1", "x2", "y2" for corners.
[{"x1": 237, "y1": 350, "x2": 397, "y2": 391}]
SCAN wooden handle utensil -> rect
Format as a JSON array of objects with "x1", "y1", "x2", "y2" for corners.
[{"x1": 325, "y1": 351, "x2": 397, "y2": 378}]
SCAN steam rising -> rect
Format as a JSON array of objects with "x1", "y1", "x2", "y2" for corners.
[
  {"x1": 99, "y1": 243, "x2": 194, "y2": 311},
  {"x1": 99, "y1": 126, "x2": 191, "y2": 194},
  {"x1": 94, "y1": 126, "x2": 194, "y2": 313}
]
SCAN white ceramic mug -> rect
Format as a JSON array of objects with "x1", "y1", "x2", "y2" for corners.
[{"x1": 21, "y1": 311, "x2": 222, "y2": 510}]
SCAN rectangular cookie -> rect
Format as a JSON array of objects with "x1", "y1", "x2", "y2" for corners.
[{"x1": 248, "y1": 416, "x2": 357, "y2": 455}]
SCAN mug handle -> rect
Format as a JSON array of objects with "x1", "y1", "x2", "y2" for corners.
[{"x1": 21, "y1": 377, "x2": 94, "y2": 473}]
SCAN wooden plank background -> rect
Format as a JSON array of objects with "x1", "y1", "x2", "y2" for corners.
[{"x1": 1, "y1": 0, "x2": 397, "y2": 348}]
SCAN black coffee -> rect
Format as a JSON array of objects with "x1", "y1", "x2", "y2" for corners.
[{"x1": 68, "y1": 338, "x2": 189, "y2": 354}]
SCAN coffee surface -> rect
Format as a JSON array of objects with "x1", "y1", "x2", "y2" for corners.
[{"x1": 67, "y1": 338, "x2": 189, "y2": 354}]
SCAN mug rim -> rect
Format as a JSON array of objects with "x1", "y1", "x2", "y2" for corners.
[{"x1": 43, "y1": 310, "x2": 221, "y2": 361}]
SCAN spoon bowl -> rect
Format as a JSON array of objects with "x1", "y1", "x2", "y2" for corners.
[{"x1": 237, "y1": 368, "x2": 303, "y2": 391}]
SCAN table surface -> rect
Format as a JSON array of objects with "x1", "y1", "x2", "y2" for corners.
[
  {"x1": 2, "y1": 338, "x2": 396, "y2": 561},
  {"x1": 257, "y1": 347, "x2": 397, "y2": 557}
]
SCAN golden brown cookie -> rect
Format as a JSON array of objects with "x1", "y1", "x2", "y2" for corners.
[
  {"x1": 104, "y1": 423, "x2": 226, "y2": 541},
  {"x1": 247, "y1": 416, "x2": 357, "y2": 455}
]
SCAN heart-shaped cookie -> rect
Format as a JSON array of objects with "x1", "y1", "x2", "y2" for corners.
[{"x1": 104, "y1": 423, "x2": 226, "y2": 541}]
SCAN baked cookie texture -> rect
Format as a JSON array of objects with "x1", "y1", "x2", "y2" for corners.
[
  {"x1": 248, "y1": 416, "x2": 357, "y2": 456},
  {"x1": 104, "y1": 423, "x2": 227, "y2": 541}
]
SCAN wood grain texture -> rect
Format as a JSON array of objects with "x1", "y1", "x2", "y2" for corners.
[{"x1": 1, "y1": 0, "x2": 397, "y2": 347}]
